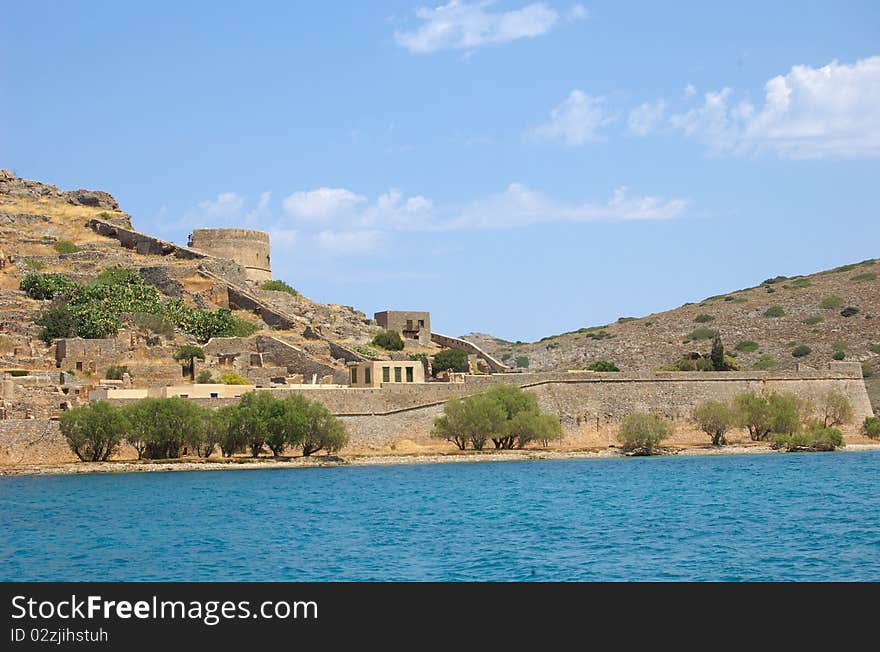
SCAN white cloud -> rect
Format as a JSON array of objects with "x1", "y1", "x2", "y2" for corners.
[
  {"x1": 567, "y1": 4, "x2": 588, "y2": 21},
  {"x1": 394, "y1": 1, "x2": 582, "y2": 54},
  {"x1": 314, "y1": 230, "x2": 384, "y2": 255},
  {"x1": 282, "y1": 187, "x2": 366, "y2": 220},
  {"x1": 194, "y1": 192, "x2": 245, "y2": 220},
  {"x1": 670, "y1": 56, "x2": 880, "y2": 158},
  {"x1": 683, "y1": 83, "x2": 697, "y2": 99},
  {"x1": 529, "y1": 90, "x2": 616, "y2": 145},
  {"x1": 627, "y1": 100, "x2": 667, "y2": 136},
  {"x1": 446, "y1": 183, "x2": 688, "y2": 228}
]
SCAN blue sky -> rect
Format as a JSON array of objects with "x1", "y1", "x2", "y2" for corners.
[{"x1": 2, "y1": 1, "x2": 879, "y2": 341}]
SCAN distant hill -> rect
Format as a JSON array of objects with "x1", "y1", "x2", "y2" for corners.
[{"x1": 464, "y1": 262, "x2": 880, "y2": 410}]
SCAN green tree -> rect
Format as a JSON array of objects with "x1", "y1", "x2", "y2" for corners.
[
  {"x1": 617, "y1": 413, "x2": 672, "y2": 455},
  {"x1": 821, "y1": 391, "x2": 853, "y2": 428},
  {"x1": 372, "y1": 330, "x2": 404, "y2": 351},
  {"x1": 300, "y1": 400, "x2": 349, "y2": 456},
  {"x1": 59, "y1": 401, "x2": 127, "y2": 462},
  {"x1": 35, "y1": 303, "x2": 76, "y2": 343},
  {"x1": 733, "y1": 391, "x2": 773, "y2": 441},
  {"x1": 122, "y1": 397, "x2": 206, "y2": 459},
  {"x1": 432, "y1": 349, "x2": 469, "y2": 374},
  {"x1": 508, "y1": 411, "x2": 563, "y2": 449},
  {"x1": 216, "y1": 405, "x2": 246, "y2": 457},
  {"x1": 174, "y1": 345, "x2": 205, "y2": 380},
  {"x1": 693, "y1": 400, "x2": 734, "y2": 446},
  {"x1": 483, "y1": 384, "x2": 539, "y2": 449},
  {"x1": 710, "y1": 335, "x2": 725, "y2": 371},
  {"x1": 767, "y1": 393, "x2": 807, "y2": 437},
  {"x1": 431, "y1": 398, "x2": 470, "y2": 450}
]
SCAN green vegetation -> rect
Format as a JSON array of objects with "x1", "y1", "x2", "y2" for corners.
[
  {"x1": 693, "y1": 400, "x2": 734, "y2": 446},
  {"x1": 791, "y1": 344, "x2": 811, "y2": 358},
  {"x1": 129, "y1": 312, "x2": 175, "y2": 337},
  {"x1": 4, "y1": 370, "x2": 29, "y2": 377},
  {"x1": 218, "y1": 371, "x2": 250, "y2": 385},
  {"x1": 783, "y1": 278, "x2": 812, "y2": 289},
  {"x1": 584, "y1": 329, "x2": 614, "y2": 340},
  {"x1": 773, "y1": 424, "x2": 844, "y2": 452},
  {"x1": 261, "y1": 279, "x2": 299, "y2": 296},
  {"x1": 105, "y1": 365, "x2": 129, "y2": 380},
  {"x1": 617, "y1": 317, "x2": 636, "y2": 323},
  {"x1": 432, "y1": 385, "x2": 562, "y2": 451},
  {"x1": 863, "y1": 362, "x2": 875, "y2": 378},
  {"x1": 53, "y1": 240, "x2": 80, "y2": 254},
  {"x1": 862, "y1": 417, "x2": 880, "y2": 439},
  {"x1": 840, "y1": 306, "x2": 860, "y2": 318},
  {"x1": 803, "y1": 316, "x2": 823, "y2": 325},
  {"x1": 818, "y1": 295, "x2": 844, "y2": 310},
  {"x1": 693, "y1": 314, "x2": 715, "y2": 323},
  {"x1": 174, "y1": 345, "x2": 205, "y2": 363},
  {"x1": 687, "y1": 327, "x2": 718, "y2": 341},
  {"x1": 59, "y1": 401, "x2": 127, "y2": 462},
  {"x1": 63, "y1": 394, "x2": 349, "y2": 461},
  {"x1": 763, "y1": 306, "x2": 785, "y2": 318},
  {"x1": 23, "y1": 259, "x2": 44, "y2": 271},
  {"x1": 585, "y1": 360, "x2": 620, "y2": 372},
  {"x1": 514, "y1": 355, "x2": 530, "y2": 369},
  {"x1": 644, "y1": 321, "x2": 654, "y2": 327},
  {"x1": 868, "y1": 344, "x2": 880, "y2": 355},
  {"x1": 372, "y1": 330, "x2": 404, "y2": 351},
  {"x1": 821, "y1": 390, "x2": 853, "y2": 428},
  {"x1": 196, "y1": 370, "x2": 215, "y2": 384},
  {"x1": 616, "y1": 413, "x2": 672, "y2": 455},
  {"x1": 432, "y1": 349, "x2": 469, "y2": 375},
  {"x1": 735, "y1": 340, "x2": 759, "y2": 353},
  {"x1": 762, "y1": 276, "x2": 788, "y2": 285},
  {"x1": 23, "y1": 270, "x2": 261, "y2": 343},
  {"x1": 851, "y1": 272, "x2": 877, "y2": 282},
  {"x1": 500, "y1": 352, "x2": 512, "y2": 361}
]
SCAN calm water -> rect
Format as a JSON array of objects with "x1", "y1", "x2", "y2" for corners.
[{"x1": 2, "y1": 451, "x2": 879, "y2": 581}]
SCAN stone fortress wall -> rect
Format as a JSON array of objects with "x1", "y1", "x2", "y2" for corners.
[
  {"x1": 188, "y1": 228, "x2": 271, "y2": 283},
  {"x1": 0, "y1": 363, "x2": 873, "y2": 464}
]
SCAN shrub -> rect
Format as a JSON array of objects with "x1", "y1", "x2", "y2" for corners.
[
  {"x1": 693, "y1": 400, "x2": 734, "y2": 446},
  {"x1": 862, "y1": 417, "x2": 880, "y2": 439},
  {"x1": 863, "y1": 363, "x2": 876, "y2": 378},
  {"x1": 585, "y1": 330, "x2": 614, "y2": 340},
  {"x1": 372, "y1": 330, "x2": 404, "y2": 351},
  {"x1": 784, "y1": 278, "x2": 812, "y2": 289},
  {"x1": 128, "y1": 312, "x2": 175, "y2": 337},
  {"x1": 832, "y1": 351, "x2": 846, "y2": 360},
  {"x1": 791, "y1": 344, "x2": 811, "y2": 358},
  {"x1": 735, "y1": 340, "x2": 759, "y2": 353},
  {"x1": 35, "y1": 303, "x2": 76, "y2": 343},
  {"x1": 803, "y1": 316, "x2": 823, "y2": 325},
  {"x1": 617, "y1": 317, "x2": 636, "y2": 323},
  {"x1": 514, "y1": 356, "x2": 530, "y2": 369},
  {"x1": 818, "y1": 295, "x2": 844, "y2": 310},
  {"x1": 763, "y1": 276, "x2": 788, "y2": 285},
  {"x1": 763, "y1": 306, "x2": 785, "y2": 318},
  {"x1": 59, "y1": 401, "x2": 127, "y2": 462},
  {"x1": 218, "y1": 371, "x2": 251, "y2": 385},
  {"x1": 851, "y1": 272, "x2": 877, "y2": 282},
  {"x1": 500, "y1": 352, "x2": 512, "y2": 361},
  {"x1": 4, "y1": 370, "x2": 29, "y2": 377},
  {"x1": 105, "y1": 365, "x2": 129, "y2": 380},
  {"x1": 773, "y1": 425, "x2": 844, "y2": 452},
  {"x1": 617, "y1": 413, "x2": 672, "y2": 455},
  {"x1": 693, "y1": 314, "x2": 715, "y2": 323},
  {"x1": 20, "y1": 273, "x2": 78, "y2": 300},
  {"x1": 432, "y1": 349, "x2": 469, "y2": 374},
  {"x1": 687, "y1": 327, "x2": 718, "y2": 341},
  {"x1": 733, "y1": 391, "x2": 773, "y2": 441},
  {"x1": 768, "y1": 393, "x2": 808, "y2": 436},
  {"x1": 24, "y1": 259, "x2": 44, "y2": 271},
  {"x1": 261, "y1": 279, "x2": 299, "y2": 296},
  {"x1": 196, "y1": 370, "x2": 214, "y2": 384},
  {"x1": 840, "y1": 306, "x2": 860, "y2": 318},
  {"x1": 53, "y1": 240, "x2": 80, "y2": 254},
  {"x1": 868, "y1": 344, "x2": 880, "y2": 355},
  {"x1": 586, "y1": 360, "x2": 620, "y2": 372}
]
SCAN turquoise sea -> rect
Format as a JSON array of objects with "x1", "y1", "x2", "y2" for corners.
[{"x1": 2, "y1": 451, "x2": 879, "y2": 581}]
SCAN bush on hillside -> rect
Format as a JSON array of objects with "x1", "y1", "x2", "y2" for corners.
[
  {"x1": 261, "y1": 279, "x2": 299, "y2": 296},
  {"x1": 792, "y1": 345, "x2": 812, "y2": 358},
  {"x1": 372, "y1": 330, "x2": 404, "y2": 351},
  {"x1": 752, "y1": 354, "x2": 776, "y2": 370},
  {"x1": 53, "y1": 240, "x2": 80, "y2": 254},
  {"x1": 840, "y1": 306, "x2": 860, "y2": 318},
  {"x1": 735, "y1": 340, "x2": 760, "y2": 353},
  {"x1": 763, "y1": 306, "x2": 785, "y2": 318},
  {"x1": 693, "y1": 314, "x2": 715, "y2": 323},
  {"x1": 585, "y1": 360, "x2": 620, "y2": 372},
  {"x1": 818, "y1": 295, "x2": 844, "y2": 310},
  {"x1": 687, "y1": 327, "x2": 718, "y2": 341}
]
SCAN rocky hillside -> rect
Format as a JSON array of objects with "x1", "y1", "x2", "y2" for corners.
[
  {"x1": 0, "y1": 171, "x2": 416, "y2": 375},
  {"x1": 464, "y1": 262, "x2": 880, "y2": 407}
]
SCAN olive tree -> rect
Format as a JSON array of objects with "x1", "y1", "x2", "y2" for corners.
[
  {"x1": 60, "y1": 401, "x2": 128, "y2": 462},
  {"x1": 693, "y1": 400, "x2": 734, "y2": 446},
  {"x1": 821, "y1": 390, "x2": 853, "y2": 428},
  {"x1": 733, "y1": 391, "x2": 773, "y2": 441}
]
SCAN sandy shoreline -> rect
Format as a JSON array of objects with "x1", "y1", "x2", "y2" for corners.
[{"x1": 3, "y1": 442, "x2": 880, "y2": 477}]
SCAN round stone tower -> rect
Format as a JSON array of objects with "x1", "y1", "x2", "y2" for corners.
[{"x1": 189, "y1": 228, "x2": 272, "y2": 283}]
